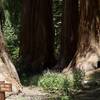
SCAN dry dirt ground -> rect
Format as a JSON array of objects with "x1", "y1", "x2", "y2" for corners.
[
  {"x1": 6, "y1": 87, "x2": 50, "y2": 100},
  {"x1": 74, "y1": 68, "x2": 100, "y2": 100},
  {"x1": 6, "y1": 68, "x2": 100, "y2": 100}
]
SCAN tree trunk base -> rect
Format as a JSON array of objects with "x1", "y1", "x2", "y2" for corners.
[
  {"x1": 0, "y1": 50, "x2": 22, "y2": 93},
  {"x1": 63, "y1": 46, "x2": 100, "y2": 74}
]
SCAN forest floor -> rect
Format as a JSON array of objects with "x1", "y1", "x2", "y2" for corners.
[
  {"x1": 6, "y1": 68, "x2": 100, "y2": 100},
  {"x1": 6, "y1": 86, "x2": 50, "y2": 100},
  {"x1": 6, "y1": 86, "x2": 100, "y2": 100},
  {"x1": 74, "y1": 68, "x2": 100, "y2": 100},
  {"x1": 74, "y1": 87, "x2": 100, "y2": 100}
]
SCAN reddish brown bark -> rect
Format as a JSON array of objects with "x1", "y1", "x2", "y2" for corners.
[
  {"x1": 63, "y1": 0, "x2": 100, "y2": 73},
  {"x1": 20, "y1": 0, "x2": 55, "y2": 73}
]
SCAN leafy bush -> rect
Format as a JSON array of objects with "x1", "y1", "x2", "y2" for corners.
[
  {"x1": 67, "y1": 69, "x2": 84, "y2": 91},
  {"x1": 60, "y1": 96, "x2": 71, "y2": 100},
  {"x1": 2, "y1": 0, "x2": 21, "y2": 63},
  {"x1": 53, "y1": 0, "x2": 63, "y2": 58},
  {"x1": 37, "y1": 70, "x2": 84, "y2": 100},
  {"x1": 3, "y1": 18, "x2": 20, "y2": 62},
  {"x1": 38, "y1": 71, "x2": 69, "y2": 96}
]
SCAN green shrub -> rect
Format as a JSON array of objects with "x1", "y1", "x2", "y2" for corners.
[
  {"x1": 38, "y1": 71, "x2": 69, "y2": 96},
  {"x1": 53, "y1": 0, "x2": 63, "y2": 58},
  {"x1": 31, "y1": 70, "x2": 84, "y2": 100},
  {"x1": 67, "y1": 69, "x2": 84, "y2": 91},
  {"x1": 2, "y1": 0, "x2": 21, "y2": 63},
  {"x1": 3, "y1": 19, "x2": 19, "y2": 62}
]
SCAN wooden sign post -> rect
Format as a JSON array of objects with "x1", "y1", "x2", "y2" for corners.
[{"x1": 0, "y1": 81, "x2": 12, "y2": 100}]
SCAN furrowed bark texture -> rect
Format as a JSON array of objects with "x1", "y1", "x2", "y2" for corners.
[
  {"x1": 63, "y1": 0, "x2": 100, "y2": 73},
  {"x1": 21, "y1": 0, "x2": 55, "y2": 73}
]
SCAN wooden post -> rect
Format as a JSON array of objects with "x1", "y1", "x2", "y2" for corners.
[
  {"x1": 0, "y1": 92, "x2": 5, "y2": 100},
  {"x1": 0, "y1": 81, "x2": 12, "y2": 100}
]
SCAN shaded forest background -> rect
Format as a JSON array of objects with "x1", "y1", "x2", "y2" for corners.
[
  {"x1": 1, "y1": 0, "x2": 65, "y2": 75},
  {"x1": 0, "y1": 0, "x2": 100, "y2": 86}
]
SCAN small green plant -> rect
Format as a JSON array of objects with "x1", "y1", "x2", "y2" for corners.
[
  {"x1": 2, "y1": 0, "x2": 21, "y2": 63},
  {"x1": 3, "y1": 15, "x2": 20, "y2": 63},
  {"x1": 67, "y1": 69, "x2": 84, "y2": 91},
  {"x1": 60, "y1": 96, "x2": 71, "y2": 100},
  {"x1": 33, "y1": 70, "x2": 84, "y2": 100},
  {"x1": 38, "y1": 71, "x2": 69, "y2": 96}
]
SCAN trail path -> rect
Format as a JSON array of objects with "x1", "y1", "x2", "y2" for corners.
[
  {"x1": 74, "y1": 87, "x2": 100, "y2": 100},
  {"x1": 6, "y1": 87, "x2": 50, "y2": 100},
  {"x1": 74, "y1": 68, "x2": 100, "y2": 100},
  {"x1": 6, "y1": 68, "x2": 100, "y2": 100}
]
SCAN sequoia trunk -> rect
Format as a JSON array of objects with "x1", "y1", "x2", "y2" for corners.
[
  {"x1": 20, "y1": 0, "x2": 55, "y2": 74},
  {"x1": 0, "y1": 8, "x2": 22, "y2": 93},
  {"x1": 63, "y1": 0, "x2": 100, "y2": 73}
]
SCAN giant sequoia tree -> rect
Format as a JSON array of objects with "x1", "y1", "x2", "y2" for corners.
[
  {"x1": 63, "y1": 0, "x2": 100, "y2": 73},
  {"x1": 20, "y1": 0, "x2": 55, "y2": 73},
  {"x1": 0, "y1": 6, "x2": 21, "y2": 93}
]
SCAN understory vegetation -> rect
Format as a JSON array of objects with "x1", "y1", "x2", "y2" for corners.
[
  {"x1": 21, "y1": 70, "x2": 84, "y2": 99},
  {"x1": 2, "y1": 0, "x2": 21, "y2": 63},
  {"x1": 2, "y1": 0, "x2": 84, "y2": 98},
  {"x1": 2, "y1": 0, "x2": 63, "y2": 64}
]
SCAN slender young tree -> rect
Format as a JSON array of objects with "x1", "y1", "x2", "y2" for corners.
[
  {"x1": 20, "y1": 0, "x2": 55, "y2": 74},
  {"x1": 63, "y1": 0, "x2": 100, "y2": 73}
]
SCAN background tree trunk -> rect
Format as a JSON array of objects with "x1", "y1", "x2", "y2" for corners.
[
  {"x1": 63, "y1": 0, "x2": 100, "y2": 73},
  {"x1": 56, "y1": 0, "x2": 79, "y2": 70},
  {"x1": 20, "y1": 0, "x2": 55, "y2": 74}
]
